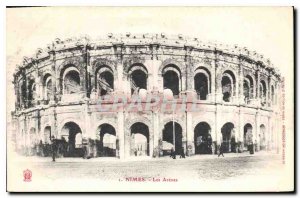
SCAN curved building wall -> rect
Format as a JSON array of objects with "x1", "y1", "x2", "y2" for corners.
[{"x1": 12, "y1": 33, "x2": 282, "y2": 158}]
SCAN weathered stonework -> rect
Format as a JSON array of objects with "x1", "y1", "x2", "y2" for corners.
[{"x1": 11, "y1": 33, "x2": 282, "y2": 159}]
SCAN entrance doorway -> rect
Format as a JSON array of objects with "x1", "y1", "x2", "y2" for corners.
[
  {"x1": 61, "y1": 122, "x2": 82, "y2": 157},
  {"x1": 162, "y1": 121, "x2": 183, "y2": 155},
  {"x1": 221, "y1": 122, "x2": 235, "y2": 153},
  {"x1": 194, "y1": 122, "x2": 212, "y2": 154},
  {"x1": 130, "y1": 122, "x2": 149, "y2": 156}
]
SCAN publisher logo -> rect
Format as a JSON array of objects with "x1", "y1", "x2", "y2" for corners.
[{"x1": 23, "y1": 169, "x2": 32, "y2": 182}]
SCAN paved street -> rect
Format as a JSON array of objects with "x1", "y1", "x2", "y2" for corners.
[
  {"x1": 8, "y1": 151, "x2": 287, "y2": 192},
  {"x1": 14, "y1": 151, "x2": 282, "y2": 181}
]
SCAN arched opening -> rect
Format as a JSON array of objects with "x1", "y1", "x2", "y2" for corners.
[
  {"x1": 29, "y1": 127, "x2": 37, "y2": 148},
  {"x1": 194, "y1": 122, "x2": 212, "y2": 154},
  {"x1": 162, "y1": 121, "x2": 183, "y2": 155},
  {"x1": 259, "y1": 124, "x2": 266, "y2": 150},
  {"x1": 43, "y1": 126, "x2": 52, "y2": 156},
  {"x1": 194, "y1": 72, "x2": 209, "y2": 100},
  {"x1": 271, "y1": 85, "x2": 275, "y2": 105},
  {"x1": 96, "y1": 66, "x2": 114, "y2": 96},
  {"x1": 62, "y1": 67, "x2": 81, "y2": 94},
  {"x1": 61, "y1": 122, "x2": 83, "y2": 157},
  {"x1": 130, "y1": 122, "x2": 149, "y2": 156},
  {"x1": 44, "y1": 126, "x2": 51, "y2": 144},
  {"x1": 221, "y1": 122, "x2": 235, "y2": 153},
  {"x1": 28, "y1": 79, "x2": 36, "y2": 107},
  {"x1": 28, "y1": 127, "x2": 37, "y2": 156},
  {"x1": 96, "y1": 124, "x2": 117, "y2": 157},
  {"x1": 260, "y1": 80, "x2": 267, "y2": 106},
  {"x1": 19, "y1": 78, "x2": 27, "y2": 108},
  {"x1": 243, "y1": 80, "x2": 250, "y2": 103},
  {"x1": 222, "y1": 71, "x2": 236, "y2": 102},
  {"x1": 243, "y1": 75, "x2": 254, "y2": 104},
  {"x1": 163, "y1": 65, "x2": 181, "y2": 97},
  {"x1": 43, "y1": 74, "x2": 52, "y2": 104},
  {"x1": 243, "y1": 123, "x2": 253, "y2": 150},
  {"x1": 128, "y1": 64, "x2": 148, "y2": 95}
]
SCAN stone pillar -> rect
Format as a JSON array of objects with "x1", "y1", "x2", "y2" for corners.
[
  {"x1": 78, "y1": 47, "x2": 87, "y2": 95},
  {"x1": 253, "y1": 68, "x2": 257, "y2": 101},
  {"x1": 38, "y1": 76, "x2": 43, "y2": 103},
  {"x1": 20, "y1": 117, "x2": 25, "y2": 148},
  {"x1": 147, "y1": 73, "x2": 153, "y2": 93},
  {"x1": 255, "y1": 111, "x2": 260, "y2": 151},
  {"x1": 35, "y1": 68, "x2": 43, "y2": 105},
  {"x1": 90, "y1": 69, "x2": 95, "y2": 93},
  {"x1": 256, "y1": 70, "x2": 260, "y2": 103},
  {"x1": 181, "y1": 65, "x2": 187, "y2": 93},
  {"x1": 85, "y1": 47, "x2": 91, "y2": 97},
  {"x1": 267, "y1": 116, "x2": 272, "y2": 150},
  {"x1": 267, "y1": 76, "x2": 271, "y2": 107},
  {"x1": 49, "y1": 107, "x2": 58, "y2": 139},
  {"x1": 181, "y1": 113, "x2": 187, "y2": 155},
  {"x1": 116, "y1": 59, "x2": 124, "y2": 93},
  {"x1": 215, "y1": 61, "x2": 222, "y2": 103},
  {"x1": 238, "y1": 62, "x2": 244, "y2": 104},
  {"x1": 152, "y1": 111, "x2": 159, "y2": 157},
  {"x1": 157, "y1": 73, "x2": 164, "y2": 93},
  {"x1": 35, "y1": 111, "x2": 41, "y2": 143},
  {"x1": 124, "y1": 116, "x2": 131, "y2": 158},
  {"x1": 83, "y1": 101, "x2": 90, "y2": 138},
  {"x1": 14, "y1": 78, "x2": 20, "y2": 110},
  {"x1": 25, "y1": 76, "x2": 29, "y2": 108},
  {"x1": 240, "y1": 113, "x2": 245, "y2": 151},
  {"x1": 21, "y1": 72, "x2": 27, "y2": 108},
  {"x1": 237, "y1": 108, "x2": 242, "y2": 152},
  {"x1": 211, "y1": 59, "x2": 216, "y2": 102},
  {"x1": 215, "y1": 105, "x2": 222, "y2": 151},
  {"x1": 84, "y1": 100, "x2": 95, "y2": 157},
  {"x1": 186, "y1": 111, "x2": 194, "y2": 156},
  {"x1": 18, "y1": 80, "x2": 22, "y2": 109},
  {"x1": 151, "y1": 60, "x2": 160, "y2": 91},
  {"x1": 14, "y1": 117, "x2": 20, "y2": 151},
  {"x1": 117, "y1": 111, "x2": 125, "y2": 159},
  {"x1": 49, "y1": 52, "x2": 57, "y2": 102},
  {"x1": 149, "y1": 121, "x2": 154, "y2": 158},
  {"x1": 185, "y1": 56, "x2": 194, "y2": 91}
]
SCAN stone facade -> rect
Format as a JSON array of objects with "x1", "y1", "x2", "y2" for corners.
[{"x1": 11, "y1": 33, "x2": 282, "y2": 159}]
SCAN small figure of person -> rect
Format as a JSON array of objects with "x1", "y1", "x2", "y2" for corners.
[
  {"x1": 82, "y1": 145, "x2": 88, "y2": 159},
  {"x1": 169, "y1": 148, "x2": 173, "y2": 158},
  {"x1": 170, "y1": 147, "x2": 176, "y2": 159},
  {"x1": 180, "y1": 147, "x2": 185, "y2": 158},
  {"x1": 218, "y1": 143, "x2": 224, "y2": 157},
  {"x1": 249, "y1": 142, "x2": 254, "y2": 155},
  {"x1": 51, "y1": 136, "x2": 57, "y2": 162},
  {"x1": 37, "y1": 140, "x2": 43, "y2": 157},
  {"x1": 134, "y1": 148, "x2": 138, "y2": 156}
]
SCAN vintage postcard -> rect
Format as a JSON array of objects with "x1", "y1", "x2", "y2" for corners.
[{"x1": 6, "y1": 6, "x2": 294, "y2": 192}]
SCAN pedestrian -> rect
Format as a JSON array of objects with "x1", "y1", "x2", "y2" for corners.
[
  {"x1": 171, "y1": 147, "x2": 176, "y2": 159},
  {"x1": 218, "y1": 143, "x2": 224, "y2": 157},
  {"x1": 82, "y1": 145, "x2": 87, "y2": 159},
  {"x1": 180, "y1": 147, "x2": 185, "y2": 158},
  {"x1": 169, "y1": 147, "x2": 173, "y2": 158},
  {"x1": 249, "y1": 142, "x2": 254, "y2": 155},
  {"x1": 134, "y1": 148, "x2": 138, "y2": 156},
  {"x1": 37, "y1": 140, "x2": 43, "y2": 156},
  {"x1": 51, "y1": 136, "x2": 57, "y2": 162}
]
